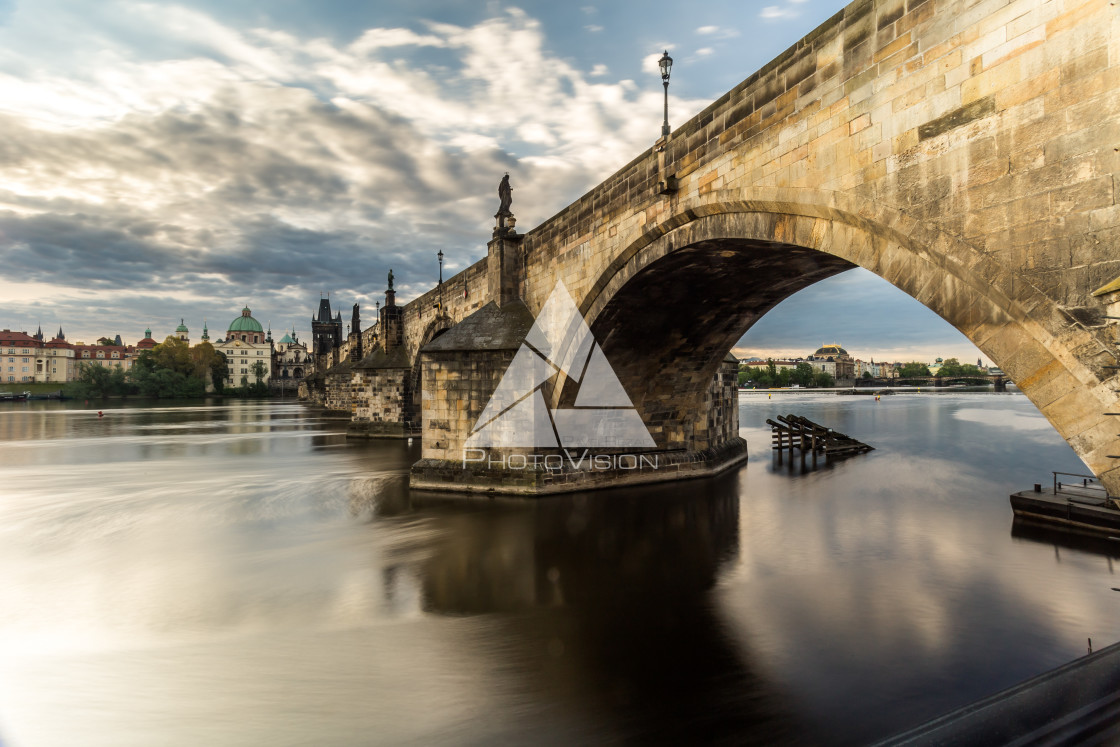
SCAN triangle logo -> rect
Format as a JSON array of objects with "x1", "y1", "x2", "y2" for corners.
[{"x1": 465, "y1": 282, "x2": 655, "y2": 449}]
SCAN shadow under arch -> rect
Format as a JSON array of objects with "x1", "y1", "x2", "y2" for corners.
[
  {"x1": 569, "y1": 188, "x2": 1113, "y2": 485},
  {"x1": 409, "y1": 315, "x2": 454, "y2": 425}
]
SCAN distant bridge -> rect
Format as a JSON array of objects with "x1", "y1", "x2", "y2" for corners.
[{"x1": 862, "y1": 374, "x2": 1009, "y2": 388}]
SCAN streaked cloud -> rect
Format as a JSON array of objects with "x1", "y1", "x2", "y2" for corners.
[
  {"x1": 761, "y1": 3, "x2": 807, "y2": 21},
  {"x1": 0, "y1": 3, "x2": 708, "y2": 343}
]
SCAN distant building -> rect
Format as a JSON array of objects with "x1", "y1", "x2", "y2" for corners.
[
  {"x1": 41, "y1": 330, "x2": 76, "y2": 382},
  {"x1": 73, "y1": 343, "x2": 133, "y2": 373},
  {"x1": 311, "y1": 297, "x2": 343, "y2": 360},
  {"x1": 807, "y1": 343, "x2": 855, "y2": 380},
  {"x1": 1, "y1": 328, "x2": 74, "y2": 384},
  {"x1": 135, "y1": 327, "x2": 159, "y2": 350},
  {"x1": 174, "y1": 319, "x2": 189, "y2": 344},
  {"x1": 273, "y1": 329, "x2": 308, "y2": 387},
  {"x1": 213, "y1": 306, "x2": 273, "y2": 388}
]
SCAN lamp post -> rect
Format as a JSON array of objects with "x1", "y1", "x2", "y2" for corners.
[
  {"x1": 437, "y1": 250, "x2": 444, "y2": 312},
  {"x1": 659, "y1": 50, "x2": 673, "y2": 138}
]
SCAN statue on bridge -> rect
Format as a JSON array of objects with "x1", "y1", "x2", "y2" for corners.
[
  {"x1": 497, "y1": 174, "x2": 512, "y2": 218},
  {"x1": 387, "y1": 269, "x2": 394, "y2": 291}
]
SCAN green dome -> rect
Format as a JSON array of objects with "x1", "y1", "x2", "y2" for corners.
[
  {"x1": 175, "y1": 318, "x2": 188, "y2": 333},
  {"x1": 278, "y1": 333, "x2": 294, "y2": 344},
  {"x1": 228, "y1": 306, "x2": 264, "y2": 333}
]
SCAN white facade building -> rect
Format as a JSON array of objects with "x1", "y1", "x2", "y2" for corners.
[{"x1": 213, "y1": 306, "x2": 273, "y2": 387}]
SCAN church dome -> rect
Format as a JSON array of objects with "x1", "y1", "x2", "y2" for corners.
[
  {"x1": 228, "y1": 306, "x2": 264, "y2": 333},
  {"x1": 175, "y1": 319, "x2": 189, "y2": 333},
  {"x1": 813, "y1": 344, "x2": 848, "y2": 357}
]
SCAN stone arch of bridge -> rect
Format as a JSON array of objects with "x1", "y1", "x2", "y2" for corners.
[
  {"x1": 557, "y1": 187, "x2": 1115, "y2": 490},
  {"x1": 410, "y1": 315, "x2": 455, "y2": 423}
]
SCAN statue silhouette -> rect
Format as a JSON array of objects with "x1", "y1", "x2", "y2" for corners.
[{"x1": 497, "y1": 174, "x2": 512, "y2": 217}]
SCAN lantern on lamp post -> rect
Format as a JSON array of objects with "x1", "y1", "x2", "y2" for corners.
[{"x1": 659, "y1": 50, "x2": 673, "y2": 138}]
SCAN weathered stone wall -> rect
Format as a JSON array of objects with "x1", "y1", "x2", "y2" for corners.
[
  {"x1": 348, "y1": 367, "x2": 414, "y2": 437},
  {"x1": 708, "y1": 356, "x2": 741, "y2": 448},
  {"x1": 401, "y1": 261, "x2": 490, "y2": 365},
  {"x1": 411, "y1": 332, "x2": 746, "y2": 494},
  {"x1": 323, "y1": 363, "x2": 355, "y2": 413},
  {"x1": 420, "y1": 348, "x2": 518, "y2": 463}
]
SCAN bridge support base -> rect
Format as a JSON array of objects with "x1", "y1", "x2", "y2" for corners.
[
  {"x1": 408, "y1": 437, "x2": 747, "y2": 496},
  {"x1": 345, "y1": 421, "x2": 416, "y2": 439}
]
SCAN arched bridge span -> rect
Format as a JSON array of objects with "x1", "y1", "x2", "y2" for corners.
[{"x1": 378, "y1": 0, "x2": 1120, "y2": 494}]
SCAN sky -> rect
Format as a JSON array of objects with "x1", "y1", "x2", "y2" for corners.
[{"x1": 0, "y1": 0, "x2": 989, "y2": 365}]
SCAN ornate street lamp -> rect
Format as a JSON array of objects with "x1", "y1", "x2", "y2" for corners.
[
  {"x1": 437, "y1": 250, "x2": 444, "y2": 312},
  {"x1": 659, "y1": 50, "x2": 673, "y2": 137}
]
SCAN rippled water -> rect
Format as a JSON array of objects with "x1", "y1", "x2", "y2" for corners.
[{"x1": 0, "y1": 394, "x2": 1112, "y2": 745}]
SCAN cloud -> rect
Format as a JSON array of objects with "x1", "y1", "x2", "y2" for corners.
[
  {"x1": 695, "y1": 25, "x2": 739, "y2": 39},
  {"x1": 585, "y1": 24, "x2": 603, "y2": 33},
  {"x1": 733, "y1": 269, "x2": 989, "y2": 364},
  {"x1": 0, "y1": 3, "x2": 710, "y2": 344},
  {"x1": 760, "y1": 4, "x2": 804, "y2": 21}
]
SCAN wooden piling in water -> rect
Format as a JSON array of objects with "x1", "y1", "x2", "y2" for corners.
[{"x1": 765, "y1": 414, "x2": 873, "y2": 458}]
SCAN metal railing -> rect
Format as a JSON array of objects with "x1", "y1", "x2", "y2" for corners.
[{"x1": 1053, "y1": 471, "x2": 1110, "y2": 506}]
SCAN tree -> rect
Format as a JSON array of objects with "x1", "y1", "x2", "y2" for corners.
[
  {"x1": 862, "y1": 371, "x2": 873, "y2": 379},
  {"x1": 898, "y1": 361, "x2": 932, "y2": 377},
  {"x1": 72, "y1": 362, "x2": 134, "y2": 398},
  {"x1": 145, "y1": 336, "x2": 195, "y2": 376},
  {"x1": 937, "y1": 357, "x2": 984, "y2": 378},
  {"x1": 210, "y1": 351, "x2": 229, "y2": 394},
  {"x1": 745, "y1": 365, "x2": 773, "y2": 388},
  {"x1": 250, "y1": 360, "x2": 267, "y2": 384},
  {"x1": 128, "y1": 337, "x2": 210, "y2": 398},
  {"x1": 813, "y1": 369, "x2": 835, "y2": 387},
  {"x1": 791, "y1": 362, "x2": 815, "y2": 387}
]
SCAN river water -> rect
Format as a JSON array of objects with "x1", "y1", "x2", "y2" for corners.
[{"x1": 0, "y1": 393, "x2": 1115, "y2": 745}]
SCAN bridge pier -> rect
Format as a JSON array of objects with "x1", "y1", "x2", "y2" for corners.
[{"x1": 408, "y1": 301, "x2": 746, "y2": 495}]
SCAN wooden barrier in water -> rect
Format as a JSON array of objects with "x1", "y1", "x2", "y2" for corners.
[{"x1": 765, "y1": 414, "x2": 873, "y2": 457}]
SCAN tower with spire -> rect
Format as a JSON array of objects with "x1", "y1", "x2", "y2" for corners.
[{"x1": 311, "y1": 293, "x2": 343, "y2": 359}]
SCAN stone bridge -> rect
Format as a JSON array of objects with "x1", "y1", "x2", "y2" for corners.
[{"x1": 317, "y1": 0, "x2": 1120, "y2": 495}]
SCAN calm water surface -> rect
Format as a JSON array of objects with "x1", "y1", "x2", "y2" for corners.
[{"x1": 0, "y1": 393, "x2": 1114, "y2": 745}]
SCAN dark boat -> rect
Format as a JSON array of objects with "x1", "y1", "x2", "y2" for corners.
[
  {"x1": 0, "y1": 391, "x2": 30, "y2": 401},
  {"x1": 1010, "y1": 473, "x2": 1120, "y2": 535}
]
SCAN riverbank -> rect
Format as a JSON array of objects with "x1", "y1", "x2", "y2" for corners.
[
  {"x1": 0, "y1": 381, "x2": 304, "y2": 401},
  {"x1": 739, "y1": 385, "x2": 1016, "y2": 394}
]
